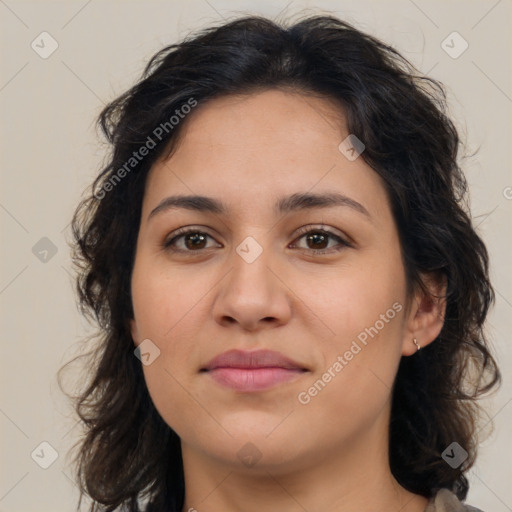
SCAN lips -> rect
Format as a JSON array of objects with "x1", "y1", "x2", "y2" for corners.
[
  {"x1": 201, "y1": 349, "x2": 308, "y2": 392},
  {"x1": 202, "y1": 349, "x2": 307, "y2": 371}
]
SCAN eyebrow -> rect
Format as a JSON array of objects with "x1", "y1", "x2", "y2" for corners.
[{"x1": 148, "y1": 192, "x2": 372, "y2": 221}]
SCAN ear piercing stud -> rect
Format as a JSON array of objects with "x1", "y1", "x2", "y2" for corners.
[{"x1": 413, "y1": 338, "x2": 421, "y2": 351}]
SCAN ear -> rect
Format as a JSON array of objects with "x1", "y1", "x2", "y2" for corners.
[
  {"x1": 130, "y1": 318, "x2": 141, "y2": 347},
  {"x1": 401, "y1": 272, "x2": 447, "y2": 356}
]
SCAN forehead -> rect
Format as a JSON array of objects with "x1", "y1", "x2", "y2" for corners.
[
  {"x1": 169, "y1": 89, "x2": 346, "y2": 154},
  {"x1": 142, "y1": 89, "x2": 391, "y2": 224}
]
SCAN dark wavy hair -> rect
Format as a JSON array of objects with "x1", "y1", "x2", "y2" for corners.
[{"x1": 62, "y1": 14, "x2": 501, "y2": 512}]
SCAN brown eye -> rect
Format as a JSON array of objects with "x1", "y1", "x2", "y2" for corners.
[
  {"x1": 183, "y1": 232, "x2": 208, "y2": 250},
  {"x1": 164, "y1": 229, "x2": 220, "y2": 252},
  {"x1": 305, "y1": 232, "x2": 329, "y2": 250},
  {"x1": 291, "y1": 227, "x2": 351, "y2": 255},
  {"x1": 164, "y1": 226, "x2": 351, "y2": 256}
]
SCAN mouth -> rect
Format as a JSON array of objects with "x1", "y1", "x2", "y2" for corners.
[
  {"x1": 204, "y1": 367, "x2": 307, "y2": 392},
  {"x1": 200, "y1": 349, "x2": 309, "y2": 392}
]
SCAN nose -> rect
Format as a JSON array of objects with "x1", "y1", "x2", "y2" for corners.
[{"x1": 211, "y1": 242, "x2": 292, "y2": 332}]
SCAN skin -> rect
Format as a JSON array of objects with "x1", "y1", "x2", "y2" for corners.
[{"x1": 130, "y1": 89, "x2": 446, "y2": 512}]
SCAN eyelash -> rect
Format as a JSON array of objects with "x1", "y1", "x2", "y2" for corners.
[{"x1": 163, "y1": 225, "x2": 352, "y2": 256}]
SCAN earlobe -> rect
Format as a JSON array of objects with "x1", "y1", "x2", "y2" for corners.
[
  {"x1": 130, "y1": 318, "x2": 140, "y2": 346},
  {"x1": 401, "y1": 273, "x2": 447, "y2": 356}
]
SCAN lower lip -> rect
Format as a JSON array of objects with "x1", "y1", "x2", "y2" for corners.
[{"x1": 206, "y1": 367, "x2": 305, "y2": 392}]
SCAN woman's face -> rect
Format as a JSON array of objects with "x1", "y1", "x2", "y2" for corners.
[{"x1": 130, "y1": 89, "x2": 432, "y2": 474}]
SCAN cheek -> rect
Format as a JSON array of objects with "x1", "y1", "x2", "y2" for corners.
[
  {"x1": 299, "y1": 249, "x2": 405, "y2": 341},
  {"x1": 131, "y1": 254, "x2": 210, "y2": 341},
  {"x1": 142, "y1": 362, "x2": 213, "y2": 447},
  {"x1": 294, "y1": 288, "x2": 405, "y2": 444},
  {"x1": 131, "y1": 257, "x2": 215, "y2": 435},
  {"x1": 297, "y1": 250, "x2": 406, "y2": 399}
]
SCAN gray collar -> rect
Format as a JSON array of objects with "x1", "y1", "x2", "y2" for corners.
[{"x1": 424, "y1": 488, "x2": 484, "y2": 512}]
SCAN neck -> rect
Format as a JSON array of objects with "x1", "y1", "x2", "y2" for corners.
[{"x1": 180, "y1": 416, "x2": 428, "y2": 512}]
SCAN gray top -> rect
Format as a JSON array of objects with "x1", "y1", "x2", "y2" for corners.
[{"x1": 425, "y1": 488, "x2": 484, "y2": 512}]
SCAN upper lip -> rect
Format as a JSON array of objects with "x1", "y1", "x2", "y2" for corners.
[{"x1": 201, "y1": 349, "x2": 307, "y2": 371}]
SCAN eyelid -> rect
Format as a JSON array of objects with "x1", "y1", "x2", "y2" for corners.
[{"x1": 291, "y1": 224, "x2": 350, "y2": 243}]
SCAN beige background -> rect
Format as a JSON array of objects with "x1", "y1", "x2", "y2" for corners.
[{"x1": 1, "y1": 1, "x2": 511, "y2": 511}]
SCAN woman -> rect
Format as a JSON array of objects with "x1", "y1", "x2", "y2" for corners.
[{"x1": 67, "y1": 14, "x2": 500, "y2": 512}]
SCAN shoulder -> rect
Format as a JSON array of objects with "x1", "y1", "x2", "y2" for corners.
[{"x1": 424, "y1": 488, "x2": 485, "y2": 512}]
